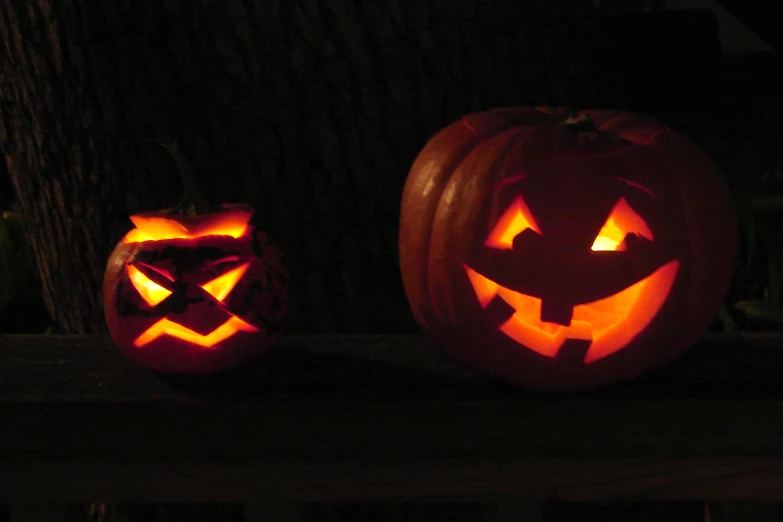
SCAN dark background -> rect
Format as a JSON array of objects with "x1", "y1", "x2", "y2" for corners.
[
  {"x1": 0, "y1": 0, "x2": 781, "y2": 521},
  {"x1": 2, "y1": 0, "x2": 781, "y2": 339}
]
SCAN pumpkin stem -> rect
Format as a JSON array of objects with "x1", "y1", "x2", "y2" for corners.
[
  {"x1": 160, "y1": 141, "x2": 221, "y2": 216},
  {"x1": 563, "y1": 112, "x2": 597, "y2": 133}
]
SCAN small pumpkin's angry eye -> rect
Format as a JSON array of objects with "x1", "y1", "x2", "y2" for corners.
[
  {"x1": 591, "y1": 198, "x2": 654, "y2": 252},
  {"x1": 200, "y1": 263, "x2": 251, "y2": 302},
  {"x1": 485, "y1": 196, "x2": 541, "y2": 249},
  {"x1": 128, "y1": 265, "x2": 172, "y2": 306}
]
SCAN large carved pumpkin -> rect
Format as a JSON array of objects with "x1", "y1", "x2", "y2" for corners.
[
  {"x1": 399, "y1": 107, "x2": 737, "y2": 391},
  {"x1": 103, "y1": 204, "x2": 288, "y2": 374}
]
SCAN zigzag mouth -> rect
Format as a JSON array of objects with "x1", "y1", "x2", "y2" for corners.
[
  {"x1": 464, "y1": 260, "x2": 680, "y2": 363},
  {"x1": 133, "y1": 316, "x2": 259, "y2": 348}
]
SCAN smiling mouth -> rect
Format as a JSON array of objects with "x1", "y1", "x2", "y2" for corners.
[
  {"x1": 464, "y1": 260, "x2": 679, "y2": 363},
  {"x1": 133, "y1": 317, "x2": 259, "y2": 348}
]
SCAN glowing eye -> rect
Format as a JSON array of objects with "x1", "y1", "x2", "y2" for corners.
[
  {"x1": 200, "y1": 263, "x2": 250, "y2": 302},
  {"x1": 591, "y1": 235, "x2": 621, "y2": 251},
  {"x1": 591, "y1": 198, "x2": 654, "y2": 252},
  {"x1": 485, "y1": 196, "x2": 541, "y2": 249},
  {"x1": 128, "y1": 265, "x2": 173, "y2": 306},
  {"x1": 591, "y1": 217, "x2": 625, "y2": 252}
]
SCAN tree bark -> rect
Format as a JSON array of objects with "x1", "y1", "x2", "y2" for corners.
[
  {"x1": 0, "y1": 2, "x2": 130, "y2": 333},
  {"x1": 0, "y1": 0, "x2": 606, "y2": 336}
]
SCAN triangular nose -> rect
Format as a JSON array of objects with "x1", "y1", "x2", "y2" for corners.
[{"x1": 540, "y1": 298, "x2": 574, "y2": 326}]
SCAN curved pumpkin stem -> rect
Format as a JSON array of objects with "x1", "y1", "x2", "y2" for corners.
[{"x1": 160, "y1": 141, "x2": 221, "y2": 215}]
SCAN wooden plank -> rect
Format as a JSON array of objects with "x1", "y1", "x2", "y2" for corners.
[
  {"x1": 0, "y1": 332, "x2": 782, "y2": 391},
  {"x1": 2, "y1": 333, "x2": 783, "y2": 404},
  {"x1": 1, "y1": 335, "x2": 783, "y2": 463},
  {"x1": 1, "y1": 334, "x2": 783, "y2": 504},
  {"x1": 485, "y1": 501, "x2": 543, "y2": 522},
  {"x1": 0, "y1": 335, "x2": 488, "y2": 405},
  {"x1": 6, "y1": 504, "x2": 67, "y2": 522},
  {"x1": 2, "y1": 457, "x2": 783, "y2": 504},
  {"x1": 704, "y1": 500, "x2": 779, "y2": 522},
  {"x1": 5, "y1": 393, "x2": 783, "y2": 461},
  {"x1": 242, "y1": 504, "x2": 304, "y2": 522}
]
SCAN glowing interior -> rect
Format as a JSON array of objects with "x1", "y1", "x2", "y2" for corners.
[
  {"x1": 485, "y1": 196, "x2": 541, "y2": 249},
  {"x1": 466, "y1": 197, "x2": 677, "y2": 363},
  {"x1": 465, "y1": 260, "x2": 678, "y2": 363},
  {"x1": 128, "y1": 265, "x2": 172, "y2": 306},
  {"x1": 591, "y1": 198, "x2": 654, "y2": 251},
  {"x1": 133, "y1": 316, "x2": 259, "y2": 348},
  {"x1": 201, "y1": 263, "x2": 251, "y2": 302},
  {"x1": 124, "y1": 212, "x2": 251, "y2": 243}
]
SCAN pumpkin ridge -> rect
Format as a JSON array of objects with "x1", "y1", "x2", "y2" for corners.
[
  {"x1": 400, "y1": 123, "x2": 521, "y2": 328},
  {"x1": 420, "y1": 130, "x2": 508, "y2": 327},
  {"x1": 426, "y1": 127, "x2": 533, "y2": 327}
]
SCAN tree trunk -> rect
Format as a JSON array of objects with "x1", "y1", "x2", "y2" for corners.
[
  {"x1": 0, "y1": 0, "x2": 606, "y2": 337},
  {"x1": 0, "y1": 2, "x2": 133, "y2": 333}
]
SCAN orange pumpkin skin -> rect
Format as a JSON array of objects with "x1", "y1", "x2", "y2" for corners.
[
  {"x1": 399, "y1": 107, "x2": 737, "y2": 391},
  {"x1": 103, "y1": 204, "x2": 288, "y2": 374}
]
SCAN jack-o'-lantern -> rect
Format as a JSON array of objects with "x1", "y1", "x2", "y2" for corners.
[
  {"x1": 399, "y1": 107, "x2": 737, "y2": 391},
  {"x1": 103, "y1": 143, "x2": 288, "y2": 374}
]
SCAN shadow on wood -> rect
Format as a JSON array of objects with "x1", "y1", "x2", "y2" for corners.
[
  {"x1": 705, "y1": 500, "x2": 780, "y2": 522},
  {"x1": 6, "y1": 504, "x2": 67, "y2": 522},
  {"x1": 484, "y1": 501, "x2": 542, "y2": 522}
]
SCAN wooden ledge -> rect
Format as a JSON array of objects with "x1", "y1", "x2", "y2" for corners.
[{"x1": 2, "y1": 333, "x2": 783, "y2": 503}]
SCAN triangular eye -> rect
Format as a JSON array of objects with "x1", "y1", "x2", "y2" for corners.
[
  {"x1": 200, "y1": 263, "x2": 250, "y2": 302},
  {"x1": 128, "y1": 265, "x2": 173, "y2": 306},
  {"x1": 485, "y1": 196, "x2": 541, "y2": 249},
  {"x1": 591, "y1": 198, "x2": 654, "y2": 252}
]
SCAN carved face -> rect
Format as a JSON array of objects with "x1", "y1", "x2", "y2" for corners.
[
  {"x1": 399, "y1": 107, "x2": 737, "y2": 391},
  {"x1": 464, "y1": 191, "x2": 679, "y2": 364},
  {"x1": 103, "y1": 205, "x2": 288, "y2": 374}
]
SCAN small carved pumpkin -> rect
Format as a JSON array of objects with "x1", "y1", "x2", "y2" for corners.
[
  {"x1": 399, "y1": 107, "x2": 737, "y2": 391},
  {"x1": 103, "y1": 204, "x2": 288, "y2": 374},
  {"x1": 104, "y1": 142, "x2": 288, "y2": 374}
]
